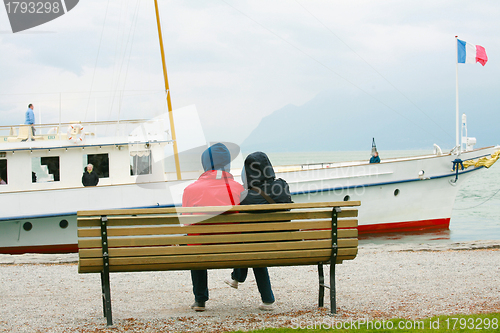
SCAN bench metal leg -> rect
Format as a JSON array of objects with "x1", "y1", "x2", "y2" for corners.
[
  {"x1": 318, "y1": 263, "x2": 337, "y2": 314},
  {"x1": 100, "y1": 272, "x2": 106, "y2": 317},
  {"x1": 330, "y1": 207, "x2": 339, "y2": 314},
  {"x1": 318, "y1": 264, "x2": 325, "y2": 308},
  {"x1": 100, "y1": 215, "x2": 113, "y2": 326},
  {"x1": 101, "y1": 269, "x2": 113, "y2": 326},
  {"x1": 330, "y1": 263, "x2": 336, "y2": 314}
]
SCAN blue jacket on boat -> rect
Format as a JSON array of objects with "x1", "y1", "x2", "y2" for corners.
[{"x1": 25, "y1": 108, "x2": 35, "y2": 125}]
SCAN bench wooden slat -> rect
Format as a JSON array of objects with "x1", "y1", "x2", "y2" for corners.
[
  {"x1": 78, "y1": 228, "x2": 358, "y2": 249},
  {"x1": 79, "y1": 255, "x2": 356, "y2": 273},
  {"x1": 79, "y1": 248, "x2": 357, "y2": 272},
  {"x1": 80, "y1": 248, "x2": 337, "y2": 266},
  {"x1": 77, "y1": 201, "x2": 361, "y2": 216},
  {"x1": 77, "y1": 219, "x2": 358, "y2": 237},
  {"x1": 78, "y1": 229, "x2": 332, "y2": 248},
  {"x1": 78, "y1": 219, "x2": 331, "y2": 237},
  {"x1": 77, "y1": 216, "x2": 181, "y2": 227},
  {"x1": 78, "y1": 238, "x2": 358, "y2": 259},
  {"x1": 77, "y1": 208, "x2": 359, "y2": 227}
]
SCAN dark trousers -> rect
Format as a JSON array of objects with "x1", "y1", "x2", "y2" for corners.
[
  {"x1": 191, "y1": 270, "x2": 209, "y2": 302},
  {"x1": 231, "y1": 267, "x2": 275, "y2": 304}
]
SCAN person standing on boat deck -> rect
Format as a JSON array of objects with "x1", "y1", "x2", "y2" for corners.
[
  {"x1": 25, "y1": 104, "x2": 35, "y2": 139},
  {"x1": 82, "y1": 164, "x2": 99, "y2": 186},
  {"x1": 225, "y1": 151, "x2": 292, "y2": 311},
  {"x1": 182, "y1": 143, "x2": 243, "y2": 312},
  {"x1": 370, "y1": 151, "x2": 380, "y2": 163}
]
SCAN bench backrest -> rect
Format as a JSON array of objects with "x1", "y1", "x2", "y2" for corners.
[{"x1": 77, "y1": 201, "x2": 360, "y2": 273}]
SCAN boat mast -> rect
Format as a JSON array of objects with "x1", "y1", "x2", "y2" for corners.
[{"x1": 154, "y1": 0, "x2": 182, "y2": 180}]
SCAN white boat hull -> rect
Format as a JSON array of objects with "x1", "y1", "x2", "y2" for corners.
[
  {"x1": 284, "y1": 148, "x2": 495, "y2": 233},
  {"x1": 0, "y1": 146, "x2": 497, "y2": 253},
  {"x1": 0, "y1": 181, "x2": 189, "y2": 253}
]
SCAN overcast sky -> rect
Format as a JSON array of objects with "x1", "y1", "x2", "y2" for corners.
[{"x1": 0, "y1": 0, "x2": 499, "y2": 149}]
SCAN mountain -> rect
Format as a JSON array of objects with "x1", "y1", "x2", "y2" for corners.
[{"x1": 240, "y1": 88, "x2": 456, "y2": 153}]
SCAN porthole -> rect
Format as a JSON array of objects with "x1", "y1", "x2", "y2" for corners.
[
  {"x1": 59, "y1": 220, "x2": 69, "y2": 229},
  {"x1": 394, "y1": 189, "x2": 400, "y2": 196},
  {"x1": 343, "y1": 195, "x2": 350, "y2": 201},
  {"x1": 23, "y1": 222, "x2": 33, "y2": 231}
]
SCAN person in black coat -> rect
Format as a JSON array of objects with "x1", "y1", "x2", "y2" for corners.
[
  {"x1": 224, "y1": 151, "x2": 292, "y2": 311},
  {"x1": 82, "y1": 164, "x2": 99, "y2": 186}
]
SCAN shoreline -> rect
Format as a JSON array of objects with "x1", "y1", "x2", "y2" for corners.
[
  {"x1": 1, "y1": 240, "x2": 499, "y2": 332},
  {"x1": 2, "y1": 239, "x2": 500, "y2": 265}
]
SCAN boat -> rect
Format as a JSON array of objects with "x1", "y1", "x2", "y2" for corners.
[
  {"x1": 0, "y1": 119, "x2": 182, "y2": 253},
  {"x1": 1, "y1": 3, "x2": 499, "y2": 254},
  {"x1": 1, "y1": 116, "x2": 498, "y2": 253},
  {"x1": 276, "y1": 144, "x2": 499, "y2": 234}
]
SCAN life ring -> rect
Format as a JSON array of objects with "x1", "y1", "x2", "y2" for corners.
[{"x1": 67, "y1": 124, "x2": 86, "y2": 143}]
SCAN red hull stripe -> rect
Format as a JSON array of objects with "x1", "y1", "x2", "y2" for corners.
[
  {"x1": 0, "y1": 218, "x2": 451, "y2": 254},
  {"x1": 358, "y1": 218, "x2": 450, "y2": 234},
  {"x1": 0, "y1": 244, "x2": 78, "y2": 255}
]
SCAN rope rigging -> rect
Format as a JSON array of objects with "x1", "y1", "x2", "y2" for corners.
[
  {"x1": 108, "y1": 0, "x2": 141, "y2": 121},
  {"x1": 220, "y1": 0, "x2": 452, "y2": 145},
  {"x1": 294, "y1": 0, "x2": 454, "y2": 142},
  {"x1": 453, "y1": 186, "x2": 500, "y2": 210},
  {"x1": 84, "y1": 0, "x2": 111, "y2": 121}
]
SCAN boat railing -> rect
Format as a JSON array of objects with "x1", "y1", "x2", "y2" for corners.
[
  {"x1": 0, "y1": 119, "x2": 169, "y2": 144},
  {"x1": 298, "y1": 160, "x2": 367, "y2": 171}
]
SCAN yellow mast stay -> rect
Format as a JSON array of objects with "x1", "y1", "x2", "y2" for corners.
[{"x1": 154, "y1": 0, "x2": 182, "y2": 180}]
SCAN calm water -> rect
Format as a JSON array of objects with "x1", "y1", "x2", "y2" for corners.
[{"x1": 263, "y1": 150, "x2": 500, "y2": 245}]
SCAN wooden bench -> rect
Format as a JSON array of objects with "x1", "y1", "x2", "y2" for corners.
[{"x1": 77, "y1": 201, "x2": 360, "y2": 326}]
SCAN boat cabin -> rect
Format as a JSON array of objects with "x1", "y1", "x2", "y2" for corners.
[{"x1": 0, "y1": 120, "x2": 173, "y2": 193}]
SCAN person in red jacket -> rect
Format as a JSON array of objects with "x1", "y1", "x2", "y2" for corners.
[{"x1": 182, "y1": 143, "x2": 243, "y2": 312}]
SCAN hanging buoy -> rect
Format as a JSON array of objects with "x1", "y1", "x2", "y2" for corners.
[{"x1": 67, "y1": 124, "x2": 86, "y2": 144}]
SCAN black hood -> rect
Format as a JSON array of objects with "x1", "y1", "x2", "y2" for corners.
[{"x1": 242, "y1": 151, "x2": 275, "y2": 189}]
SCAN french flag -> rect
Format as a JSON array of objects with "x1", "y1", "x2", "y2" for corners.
[{"x1": 457, "y1": 39, "x2": 488, "y2": 66}]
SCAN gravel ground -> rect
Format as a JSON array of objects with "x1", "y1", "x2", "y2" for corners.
[{"x1": 0, "y1": 240, "x2": 499, "y2": 332}]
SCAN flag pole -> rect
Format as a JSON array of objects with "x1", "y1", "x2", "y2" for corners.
[{"x1": 455, "y1": 36, "x2": 460, "y2": 153}]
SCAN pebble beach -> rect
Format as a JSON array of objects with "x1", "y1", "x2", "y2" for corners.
[{"x1": 1, "y1": 240, "x2": 499, "y2": 332}]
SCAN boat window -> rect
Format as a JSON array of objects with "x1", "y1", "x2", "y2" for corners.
[
  {"x1": 0, "y1": 159, "x2": 7, "y2": 184},
  {"x1": 130, "y1": 150, "x2": 152, "y2": 175},
  {"x1": 85, "y1": 153, "x2": 109, "y2": 178},
  {"x1": 32, "y1": 156, "x2": 60, "y2": 183}
]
